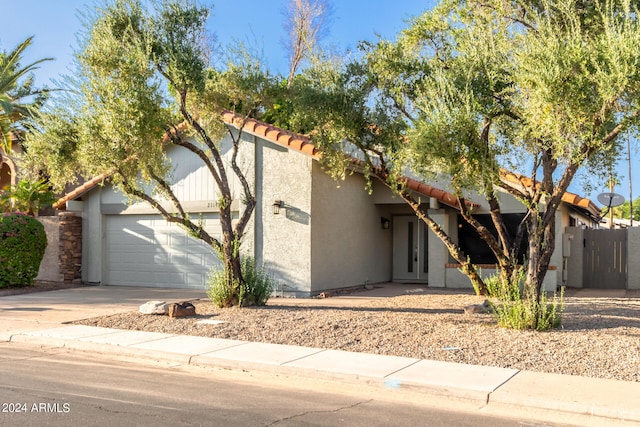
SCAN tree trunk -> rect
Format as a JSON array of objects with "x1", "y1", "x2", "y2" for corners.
[
  {"x1": 219, "y1": 194, "x2": 244, "y2": 276},
  {"x1": 398, "y1": 191, "x2": 489, "y2": 295},
  {"x1": 221, "y1": 249, "x2": 244, "y2": 306},
  {"x1": 525, "y1": 209, "x2": 557, "y2": 327}
]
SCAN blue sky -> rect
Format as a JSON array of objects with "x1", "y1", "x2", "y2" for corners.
[
  {"x1": 3, "y1": 0, "x2": 433, "y2": 84},
  {"x1": 3, "y1": 0, "x2": 638, "y2": 205}
]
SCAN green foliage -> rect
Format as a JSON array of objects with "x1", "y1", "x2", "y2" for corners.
[
  {"x1": 285, "y1": 0, "x2": 640, "y2": 302},
  {"x1": 24, "y1": 0, "x2": 274, "y2": 295},
  {"x1": 0, "y1": 212, "x2": 47, "y2": 287},
  {"x1": 207, "y1": 256, "x2": 273, "y2": 308},
  {"x1": 21, "y1": 107, "x2": 82, "y2": 193},
  {"x1": 0, "y1": 36, "x2": 52, "y2": 152},
  {"x1": 611, "y1": 197, "x2": 640, "y2": 220},
  {"x1": 25, "y1": 0, "x2": 212, "y2": 191},
  {"x1": 485, "y1": 270, "x2": 564, "y2": 331},
  {"x1": 0, "y1": 179, "x2": 56, "y2": 215},
  {"x1": 207, "y1": 268, "x2": 236, "y2": 308},
  {"x1": 239, "y1": 256, "x2": 274, "y2": 306}
]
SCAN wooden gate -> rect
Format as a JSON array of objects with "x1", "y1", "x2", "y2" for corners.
[{"x1": 583, "y1": 229, "x2": 627, "y2": 289}]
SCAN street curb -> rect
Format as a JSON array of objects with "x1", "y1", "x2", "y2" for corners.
[
  {"x1": 9, "y1": 333, "x2": 496, "y2": 404},
  {"x1": 7, "y1": 331, "x2": 640, "y2": 424},
  {"x1": 488, "y1": 370, "x2": 640, "y2": 422}
]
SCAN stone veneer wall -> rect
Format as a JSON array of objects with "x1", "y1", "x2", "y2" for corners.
[{"x1": 58, "y1": 212, "x2": 82, "y2": 283}]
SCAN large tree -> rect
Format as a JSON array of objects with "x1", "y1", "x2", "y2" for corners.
[
  {"x1": 25, "y1": 0, "x2": 275, "y2": 306},
  {"x1": 286, "y1": 0, "x2": 640, "y2": 319}
]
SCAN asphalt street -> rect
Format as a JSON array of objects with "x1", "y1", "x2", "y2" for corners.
[{"x1": 0, "y1": 343, "x2": 579, "y2": 427}]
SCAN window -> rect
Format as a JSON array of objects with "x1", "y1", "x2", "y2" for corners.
[{"x1": 457, "y1": 214, "x2": 528, "y2": 264}]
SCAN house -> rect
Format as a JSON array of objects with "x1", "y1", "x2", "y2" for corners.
[{"x1": 53, "y1": 112, "x2": 601, "y2": 296}]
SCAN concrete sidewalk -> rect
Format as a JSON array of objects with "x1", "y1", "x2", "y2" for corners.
[{"x1": 1, "y1": 285, "x2": 640, "y2": 425}]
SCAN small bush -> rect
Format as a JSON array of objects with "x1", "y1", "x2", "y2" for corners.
[
  {"x1": 485, "y1": 270, "x2": 564, "y2": 331},
  {"x1": 238, "y1": 257, "x2": 273, "y2": 306},
  {"x1": 207, "y1": 268, "x2": 237, "y2": 307},
  {"x1": 0, "y1": 213, "x2": 47, "y2": 287},
  {"x1": 207, "y1": 256, "x2": 273, "y2": 308},
  {"x1": 0, "y1": 179, "x2": 56, "y2": 216}
]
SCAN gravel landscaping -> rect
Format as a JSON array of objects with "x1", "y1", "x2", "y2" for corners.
[{"x1": 72, "y1": 286, "x2": 640, "y2": 383}]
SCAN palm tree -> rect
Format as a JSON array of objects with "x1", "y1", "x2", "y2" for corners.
[{"x1": 0, "y1": 36, "x2": 52, "y2": 155}]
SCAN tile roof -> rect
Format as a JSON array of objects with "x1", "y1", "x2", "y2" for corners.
[
  {"x1": 221, "y1": 111, "x2": 470, "y2": 209},
  {"x1": 221, "y1": 110, "x2": 321, "y2": 158},
  {"x1": 401, "y1": 177, "x2": 473, "y2": 209},
  {"x1": 500, "y1": 170, "x2": 601, "y2": 219},
  {"x1": 53, "y1": 111, "x2": 598, "y2": 218},
  {"x1": 53, "y1": 173, "x2": 111, "y2": 210}
]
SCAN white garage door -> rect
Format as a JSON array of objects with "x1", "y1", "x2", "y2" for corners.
[{"x1": 104, "y1": 215, "x2": 221, "y2": 288}]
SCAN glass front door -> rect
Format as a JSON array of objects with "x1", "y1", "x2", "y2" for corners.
[{"x1": 392, "y1": 216, "x2": 428, "y2": 282}]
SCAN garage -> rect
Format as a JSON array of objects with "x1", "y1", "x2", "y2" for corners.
[{"x1": 104, "y1": 214, "x2": 221, "y2": 288}]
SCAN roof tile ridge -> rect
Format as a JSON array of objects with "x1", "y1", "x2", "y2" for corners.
[
  {"x1": 220, "y1": 110, "x2": 320, "y2": 158},
  {"x1": 53, "y1": 172, "x2": 112, "y2": 210}
]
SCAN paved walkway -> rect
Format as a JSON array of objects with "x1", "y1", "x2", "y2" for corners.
[{"x1": 1, "y1": 285, "x2": 639, "y2": 424}]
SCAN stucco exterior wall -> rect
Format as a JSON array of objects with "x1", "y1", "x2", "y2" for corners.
[
  {"x1": 235, "y1": 131, "x2": 256, "y2": 258},
  {"x1": 373, "y1": 177, "x2": 567, "y2": 291},
  {"x1": 0, "y1": 145, "x2": 21, "y2": 189},
  {"x1": 371, "y1": 180, "x2": 405, "y2": 204},
  {"x1": 564, "y1": 227, "x2": 584, "y2": 288},
  {"x1": 80, "y1": 188, "x2": 103, "y2": 284},
  {"x1": 464, "y1": 187, "x2": 528, "y2": 214},
  {"x1": 0, "y1": 157, "x2": 16, "y2": 189},
  {"x1": 255, "y1": 138, "x2": 313, "y2": 296},
  {"x1": 549, "y1": 209, "x2": 564, "y2": 290},
  {"x1": 310, "y1": 163, "x2": 392, "y2": 293},
  {"x1": 628, "y1": 227, "x2": 640, "y2": 290}
]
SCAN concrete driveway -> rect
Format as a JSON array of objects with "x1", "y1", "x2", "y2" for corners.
[{"x1": 0, "y1": 285, "x2": 207, "y2": 322}]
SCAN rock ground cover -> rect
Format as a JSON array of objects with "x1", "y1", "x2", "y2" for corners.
[{"x1": 71, "y1": 287, "x2": 640, "y2": 383}]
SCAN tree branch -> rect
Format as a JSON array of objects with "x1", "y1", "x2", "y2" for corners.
[
  {"x1": 476, "y1": 1, "x2": 536, "y2": 30},
  {"x1": 117, "y1": 168, "x2": 222, "y2": 252},
  {"x1": 227, "y1": 115, "x2": 257, "y2": 239},
  {"x1": 156, "y1": 63, "x2": 232, "y2": 193},
  {"x1": 602, "y1": 110, "x2": 640, "y2": 145},
  {"x1": 168, "y1": 127, "x2": 225, "y2": 190},
  {"x1": 146, "y1": 167, "x2": 186, "y2": 218}
]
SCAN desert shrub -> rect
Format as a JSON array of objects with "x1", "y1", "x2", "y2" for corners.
[
  {"x1": 207, "y1": 268, "x2": 237, "y2": 307},
  {"x1": 485, "y1": 269, "x2": 564, "y2": 331},
  {"x1": 207, "y1": 256, "x2": 273, "y2": 307},
  {"x1": 0, "y1": 213, "x2": 47, "y2": 287}
]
